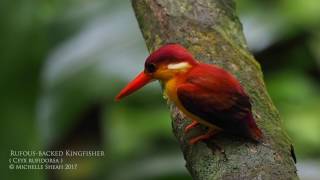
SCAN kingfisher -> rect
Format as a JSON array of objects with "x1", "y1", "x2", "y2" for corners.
[{"x1": 115, "y1": 44, "x2": 262, "y2": 144}]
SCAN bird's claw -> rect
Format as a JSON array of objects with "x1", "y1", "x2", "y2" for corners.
[
  {"x1": 188, "y1": 129, "x2": 218, "y2": 145},
  {"x1": 184, "y1": 120, "x2": 200, "y2": 133}
]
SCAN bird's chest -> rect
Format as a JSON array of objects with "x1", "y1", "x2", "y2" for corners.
[
  {"x1": 164, "y1": 79, "x2": 179, "y2": 102},
  {"x1": 163, "y1": 77, "x2": 220, "y2": 129},
  {"x1": 163, "y1": 78, "x2": 187, "y2": 113}
]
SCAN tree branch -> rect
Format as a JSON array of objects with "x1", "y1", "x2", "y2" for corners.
[{"x1": 132, "y1": 0, "x2": 298, "y2": 179}]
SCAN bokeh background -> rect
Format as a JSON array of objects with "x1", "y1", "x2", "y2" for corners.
[{"x1": 1, "y1": 0, "x2": 320, "y2": 179}]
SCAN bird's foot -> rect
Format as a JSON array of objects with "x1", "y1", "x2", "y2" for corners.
[
  {"x1": 188, "y1": 129, "x2": 220, "y2": 145},
  {"x1": 184, "y1": 120, "x2": 200, "y2": 133}
]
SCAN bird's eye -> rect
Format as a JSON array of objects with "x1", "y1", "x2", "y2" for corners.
[{"x1": 146, "y1": 63, "x2": 156, "y2": 73}]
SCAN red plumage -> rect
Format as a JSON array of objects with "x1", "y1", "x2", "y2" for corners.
[
  {"x1": 116, "y1": 43, "x2": 263, "y2": 144},
  {"x1": 177, "y1": 63, "x2": 262, "y2": 141}
]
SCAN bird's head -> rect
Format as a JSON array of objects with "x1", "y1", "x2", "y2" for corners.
[{"x1": 115, "y1": 43, "x2": 197, "y2": 101}]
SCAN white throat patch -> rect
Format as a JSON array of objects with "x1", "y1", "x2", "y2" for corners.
[{"x1": 167, "y1": 62, "x2": 191, "y2": 70}]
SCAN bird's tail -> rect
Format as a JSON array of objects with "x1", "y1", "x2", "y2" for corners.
[{"x1": 247, "y1": 113, "x2": 263, "y2": 142}]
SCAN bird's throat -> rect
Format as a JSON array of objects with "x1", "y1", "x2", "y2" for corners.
[{"x1": 163, "y1": 78, "x2": 178, "y2": 102}]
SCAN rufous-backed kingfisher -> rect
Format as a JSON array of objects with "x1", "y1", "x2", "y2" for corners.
[{"x1": 115, "y1": 44, "x2": 262, "y2": 144}]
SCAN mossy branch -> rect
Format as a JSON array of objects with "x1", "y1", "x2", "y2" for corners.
[{"x1": 132, "y1": 0, "x2": 298, "y2": 179}]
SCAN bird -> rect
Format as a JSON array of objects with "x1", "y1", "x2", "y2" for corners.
[{"x1": 115, "y1": 43, "x2": 263, "y2": 144}]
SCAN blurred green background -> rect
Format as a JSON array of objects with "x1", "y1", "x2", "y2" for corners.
[{"x1": 1, "y1": 0, "x2": 319, "y2": 179}]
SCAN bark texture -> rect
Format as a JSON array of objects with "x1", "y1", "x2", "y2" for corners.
[{"x1": 132, "y1": 0, "x2": 298, "y2": 179}]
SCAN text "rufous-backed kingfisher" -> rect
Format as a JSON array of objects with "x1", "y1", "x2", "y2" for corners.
[{"x1": 115, "y1": 44, "x2": 262, "y2": 144}]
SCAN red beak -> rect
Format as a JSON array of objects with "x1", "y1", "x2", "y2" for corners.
[{"x1": 115, "y1": 72, "x2": 152, "y2": 101}]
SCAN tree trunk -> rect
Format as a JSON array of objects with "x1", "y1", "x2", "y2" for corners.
[{"x1": 132, "y1": 0, "x2": 298, "y2": 179}]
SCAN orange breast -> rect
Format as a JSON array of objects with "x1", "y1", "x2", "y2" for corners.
[{"x1": 164, "y1": 77, "x2": 220, "y2": 129}]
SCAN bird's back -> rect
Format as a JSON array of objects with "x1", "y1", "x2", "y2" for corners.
[{"x1": 176, "y1": 63, "x2": 262, "y2": 141}]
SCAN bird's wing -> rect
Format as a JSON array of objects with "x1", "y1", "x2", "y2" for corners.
[{"x1": 177, "y1": 66, "x2": 254, "y2": 136}]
